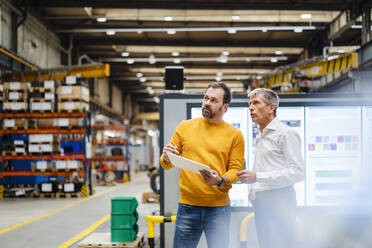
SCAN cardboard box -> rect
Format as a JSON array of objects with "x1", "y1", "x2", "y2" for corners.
[
  {"x1": 29, "y1": 134, "x2": 57, "y2": 143},
  {"x1": 59, "y1": 85, "x2": 89, "y2": 102},
  {"x1": 58, "y1": 101, "x2": 89, "y2": 112},
  {"x1": 30, "y1": 102, "x2": 54, "y2": 111}
]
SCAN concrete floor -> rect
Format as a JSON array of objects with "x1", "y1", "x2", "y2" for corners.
[{"x1": 0, "y1": 172, "x2": 159, "y2": 248}]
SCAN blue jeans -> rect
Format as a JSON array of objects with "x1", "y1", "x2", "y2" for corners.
[{"x1": 173, "y1": 203, "x2": 231, "y2": 248}]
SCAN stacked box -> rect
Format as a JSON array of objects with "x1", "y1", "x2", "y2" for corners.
[
  {"x1": 56, "y1": 118, "x2": 84, "y2": 129},
  {"x1": 111, "y1": 197, "x2": 139, "y2": 242},
  {"x1": 31, "y1": 160, "x2": 54, "y2": 171},
  {"x1": 3, "y1": 82, "x2": 28, "y2": 112},
  {"x1": 28, "y1": 134, "x2": 60, "y2": 155},
  {"x1": 58, "y1": 76, "x2": 89, "y2": 113},
  {"x1": 29, "y1": 80, "x2": 56, "y2": 113},
  {"x1": 3, "y1": 119, "x2": 28, "y2": 130},
  {"x1": 2, "y1": 139, "x2": 27, "y2": 156}
]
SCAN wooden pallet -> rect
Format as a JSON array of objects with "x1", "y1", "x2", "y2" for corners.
[
  {"x1": 34, "y1": 192, "x2": 57, "y2": 198},
  {"x1": 29, "y1": 87, "x2": 55, "y2": 93},
  {"x1": 78, "y1": 232, "x2": 144, "y2": 248},
  {"x1": 56, "y1": 192, "x2": 80, "y2": 198},
  {"x1": 2, "y1": 151, "x2": 27, "y2": 156},
  {"x1": 142, "y1": 192, "x2": 160, "y2": 203}
]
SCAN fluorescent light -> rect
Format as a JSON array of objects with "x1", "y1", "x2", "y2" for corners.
[
  {"x1": 227, "y1": 28, "x2": 237, "y2": 34},
  {"x1": 232, "y1": 15, "x2": 240, "y2": 20},
  {"x1": 137, "y1": 30, "x2": 143, "y2": 34},
  {"x1": 121, "y1": 52, "x2": 130, "y2": 57},
  {"x1": 337, "y1": 50, "x2": 346, "y2": 54},
  {"x1": 136, "y1": 73, "x2": 143, "y2": 77},
  {"x1": 218, "y1": 56, "x2": 228, "y2": 63},
  {"x1": 97, "y1": 17, "x2": 107, "y2": 22},
  {"x1": 149, "y1": 54, "x2": 157, "y2": 64},
  {"x1": 301, "y1": 14, "x2": 312, "y2": 20},
  {"x1": 140, "y1": 77, "x2": 147, "y2": 82},
  {"x1": 172, "y1": 51, "x2": 180, "y2": 56},
  {"x1": 146, "y1": 87, "x2": 154, "y2": 94},
  {"x1": 164, "y1": 16, "x2": 173, "y2": 21},
  {"x1": 222, "y1": 51, "x2": 230, "y2": 56},
  {"x1": 246, "y1": 58, "x2": 251, "y2": 62},
  {"x1": 106, "y1": 30, "x2": 116, "y2": 35},
  {"x1": 215, "y1": 76, "x2": 222, "y2": 81},
  {"x1": 216, "y1": 72, "x2": 223, "y2": 77},
  {"x1": 275, "y1": 50, "x2": 283, "y2": 55},
  {"x1": 294, "y1": 28, "x2": 303, "y2": 33},
  {"x1": 167, "y1": 29, "x2": 176, "y2": 35},
  {"x1": 153, "y1": 97, "x2": 160, "y2": 104},
  {"x1": 173, "y1": 59, "x2": 181, "y2": 64},
  {"x1": 127, "y1": 59, "x2": 134, "y2": 64},
  {"x1": 270, "y1": 58, "x2": 278, "y2": 63},
  {"x1": 262, "y1": 28, "x2": 268, "y2": 32}
]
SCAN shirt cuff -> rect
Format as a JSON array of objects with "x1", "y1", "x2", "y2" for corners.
[{"x1": 255, "y1": 171, "x2": 268, "y2": 183}]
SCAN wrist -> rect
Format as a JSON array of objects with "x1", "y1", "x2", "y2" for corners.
[{"x1": 217, "y1": 176, "x2": 225, "y2": 187}]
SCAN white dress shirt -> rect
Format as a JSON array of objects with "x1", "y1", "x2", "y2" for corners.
[{"x1": 252, "y1": 117, "x2": 304, "y2": 192}]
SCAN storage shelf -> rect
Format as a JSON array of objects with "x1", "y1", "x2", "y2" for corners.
[
  {"x1": 92, "y1": 156, "x2": 126, "y2": 161},
  {"x1": 1, "y1": 154, "x2": 85, "y2": 160},
  {"x1": 0, "y1": 113, "x2": 85, "y2": 119},
  {"x1": 92, "y1": 124, "x2": 127, "y2": 131},
  {"x1": 0, "y1": 171, "x2": 85, "y2": 177},
  {"x1": 1, "y1": 129, "x2": 85, "y2": 135},
  {"x1": 92, "y1": 140, "x2": 127, "y2": 146}
]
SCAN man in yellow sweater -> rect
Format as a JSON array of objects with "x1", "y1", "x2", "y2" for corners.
[{"x1": 160, "y1": 82, "x2": 245, "y2": 248}]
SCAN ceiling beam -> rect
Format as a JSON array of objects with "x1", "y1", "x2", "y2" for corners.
[
  {"x1": 75, "y1": 38, "x2": 308, "y2": 48},
  {"x1": 37, "y1": 0, "x2": 350, "y2": 11}
]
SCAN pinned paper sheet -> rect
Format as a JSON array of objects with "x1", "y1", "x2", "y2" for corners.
[{"x1": 167, "y1": 152, "x2": 212, "y2": 175}]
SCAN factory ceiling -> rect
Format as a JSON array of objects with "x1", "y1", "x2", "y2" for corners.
[{"x1": 15, "y1": 0, "x2": 371, "y2": 112}]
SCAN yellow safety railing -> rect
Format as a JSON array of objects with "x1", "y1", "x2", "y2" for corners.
[{"x1": 145, "y1": 215, "x2": 176, "y2": 248}]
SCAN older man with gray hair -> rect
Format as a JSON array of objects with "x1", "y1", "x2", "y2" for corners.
[{"x1": 237, "y1": 88, "x2": 304, "y2": 248}]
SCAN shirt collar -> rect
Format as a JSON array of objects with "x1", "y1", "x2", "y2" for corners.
[{"x1": 262, "y1": 117, "x2": 280, "y2": 131}]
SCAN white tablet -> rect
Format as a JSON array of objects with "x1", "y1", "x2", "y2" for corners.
[{"x1": 166, "y1": 152, "x2": 212, "y2": 175}]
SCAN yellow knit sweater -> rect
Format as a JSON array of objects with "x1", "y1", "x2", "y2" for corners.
[{"x1": 160, "y1": 117, "x2": 245, "y2": 207}]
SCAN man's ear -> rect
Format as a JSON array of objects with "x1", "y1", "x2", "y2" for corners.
[{"x1": 224, "y1": 104, "x2": 229, "y2": 113}]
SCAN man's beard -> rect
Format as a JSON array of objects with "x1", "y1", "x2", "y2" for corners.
[{"x1": 202, "y1": 105, "x2": 222, "y2": 119}]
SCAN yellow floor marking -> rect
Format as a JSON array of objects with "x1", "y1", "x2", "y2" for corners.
[
  {"x1": 0, "y1": 178, "x2": 143, "y2": 234},
  {"x1": 58, "y1": 192, "x2": 145, "y2": 248}
]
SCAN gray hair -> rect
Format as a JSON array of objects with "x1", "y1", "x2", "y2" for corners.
[{"x1": 248, "y1": 88, "x2": 279, "y2": 116}]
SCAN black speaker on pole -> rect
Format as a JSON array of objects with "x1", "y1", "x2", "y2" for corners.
[{"x1": 165, "y1": 66, "x2": 184, "y2": 90}]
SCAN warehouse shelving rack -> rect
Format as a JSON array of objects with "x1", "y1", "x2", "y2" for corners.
[
  {"x1": 0, "y1": 111, "x2": 93, "y2": 198},
  {"x1": 92, "y1": 123, "x2": 130, "y2": 184}
]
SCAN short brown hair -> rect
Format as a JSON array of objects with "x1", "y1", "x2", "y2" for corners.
[{"x1": 206, "y1": 82, "x2": 231, "y2": 105}]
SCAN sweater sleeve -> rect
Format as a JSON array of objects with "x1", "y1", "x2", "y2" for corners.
[
  {"x1": 224, "y1": 131, "x2": 245, "y2": 184},
  {"x1": 160, "y1": 123, "x2": 183, "y2": 170}
]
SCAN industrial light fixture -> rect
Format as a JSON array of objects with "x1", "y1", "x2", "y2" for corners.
[
  {"x1": 173, "y1": 58, "x2": 181, "y2": 64},
  {"x1": 215, "y1": 76, "x2": 222, "y2": 81},
  {"x1": 294, "y1": 28, "x2": 303, "y2": 33},
  {"x1": 167, "y1": 29, "x2": 176, "y2": 35},
  {"x1": 227, "y1": 28, "x2": 237, "y2": 34},
  {"x1": 61, "y1": 26, "x2": 316, "y2": 33},
  {"x1": 149, "y1": 54, "x2": 157, "y2": 64},
  {"x1": 97, "y1": 17, "x2": 107, "y2": 22},
  {"x1": 140, "y1": 77, "x2": 147, "y2": 82},
  {"x1": 121, "y1": 52, "x2": 130, "y2": 57},
  {"x1": 275, "y1": 50, "x2": 283, "y2": 55},
  {"x1": 106, "y1": 30, "x2": 116, "y2": 35},
  {"x1": 164, "y1": 16, "x2": 173, "y2": 21},
  {"x1": 216, "y1": 72, "x2": 223, "y2": 77},
  {"x1": 136, "y1": 72, "x2": 143, "y2": 77},
  {"x1": 108, "y1": 56, "x2": 288, "y2": 63},
  {"x1": 137, "y1": 30, "x2": 143, "y2": 34},
  {"x1": 222, "y1": 51, "x2": 230, "y2": 56},
  {"x1": 172, "y1": 51, "x2": 180, "y2": 56},
  {"x1": 301, "y1": 13, "x2": 312, "y2": 20},
  {"x1": 231, "y1": 15, "x2": 240, "y2": 20},
  {"x1": 270, "y1": 58, "x2": 278, "y2": 63},
  {"x1": 218, "y1": 56, "x2": 228, "y2": 63},
  {"x1": 153, "y1": 97, "x2": 160, "y2": 103},
  {"x1": 147, "y1": 87, "x2": 155, "y2": 94}
]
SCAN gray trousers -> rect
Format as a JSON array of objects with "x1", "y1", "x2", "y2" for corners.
[{"x1": 253, "y1": 186, "x2": 297, "y2": 248}]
